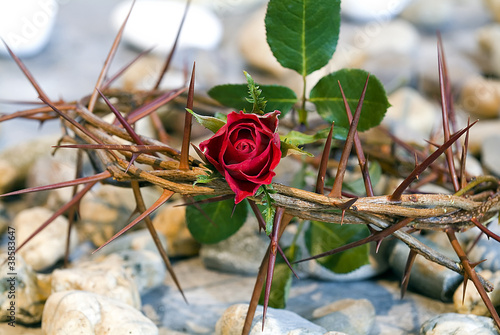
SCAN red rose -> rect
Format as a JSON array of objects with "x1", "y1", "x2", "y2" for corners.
[{"x1": 199, "y1": 110, "x2": 281, "y2": 203}]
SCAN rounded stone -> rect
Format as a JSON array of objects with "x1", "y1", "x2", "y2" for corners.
[
  {"x1": 420, "y1": 313, "x2": 498, "y2": 334},
  {"x1": 341, "y1": 0, "x2": 414, "y2": 22},
  {"x1": 460, "y1": 76, "x2": 500, "y2": 118},
  {"x1": 111, "y1": 0, "x2": 223, "y2": 54},
  {"x1": 14, "y1": 207, "x2": 78, "y2": 271},
  {"x1": 0, "y1": 0, "x2": 58, "y2": 57},
  {"x1": 42, "y1": 290, "x2": 158, "y2": 335}
]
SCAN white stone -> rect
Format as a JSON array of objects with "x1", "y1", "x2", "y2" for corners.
[
  {"x1": 200, "y1": 215, "x2": 268, "y2": 275},
  {"x1": 0, "y1": 0, "x2": 58, "y2": 57},
  {"x1": 51, "y1": 255, "x2": 141, "y2": 309},
  {"x1": 312, "y1": 299, "x2": 375, "y2": 335},
  {"x1": 341, "y1": 0, "x2": 414, "y2": 22},
  {"x1": 42, "y1": 290, "x2": 158, "y2": 335},
  {"x1": 111, "y1": 0, "x2": 223, "y2": 54},
  {"x1": 0, "y1": 254, "x2": 51, "y2": 324},
  {"x1": 357, "y1": 19, "x2": 420, "y2": 58},
  {"x1": 215, "y1": 304, "x2": 327, "y2": 335},
  {"x1": 112, "y1": 249, "x2": 167, "y2": 294},
  {"x1": 14, "y1": 207, "x2": 78, "y2": 271},
  {"x1": 420, "y1": 313, "x2": 498, "y2": 334},
  {"x1": 400, "y1": 0, "x2": 454, "y2": 30}
]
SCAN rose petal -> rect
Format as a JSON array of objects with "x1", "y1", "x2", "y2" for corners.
[{"x1": 225, "y1": 171, "x2": 261, "y2": 204}]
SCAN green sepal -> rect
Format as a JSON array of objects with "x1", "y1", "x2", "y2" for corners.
[{"x1": 186, "y1": 108, "x2": 226, "y2": 133}]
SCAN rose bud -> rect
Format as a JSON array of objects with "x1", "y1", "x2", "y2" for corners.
[{"x1": 199, "y1": 110, "x2": 282, "y2": 203}]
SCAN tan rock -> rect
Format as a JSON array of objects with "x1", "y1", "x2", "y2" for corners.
[
  {"x1": 14, "y1": 207, "x2": 78, "y2": 271},
  {"x1": 460, "y1": 76, "x2": 500, "y2": 118}
]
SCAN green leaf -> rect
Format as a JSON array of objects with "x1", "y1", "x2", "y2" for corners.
[
  {"x1": 258, "y1": 246, "x2": 297, "y2": 309},
  {"x1": 280, "y1": 127, "x2": 348, "y2": 146},
  {"x1": 280, "y1": 141, "x2": 314, "y2": 158},
  {"x1": 310, "y1": 69, "x2": 390, "y2": 132},
  {"x1": 305, "y1": 221, "x2": 370, "y2": 274},
  {"x1": 265, "y1": 0, "x2": 341, "y2": 76},
  {"x1": 186, "y1": 109, "x2": 226, "y2": 133},
  {"x1": 186, "y1": 196, "x2": 248, "y2": 244},
  {"x1": 208, "y1": 84, "x2": 297, "y2": 116}
]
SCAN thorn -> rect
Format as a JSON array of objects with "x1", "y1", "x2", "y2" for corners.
[
  {"x1": 315, "y1": 122, "x2": 334, "y2": 195},
  {"x1": 179, "y1": 62, "x2": 195, "y2": 171},
  {"x1": 88, "y1": 0, "x2": 136, "y2": 112},
  {"x1": 330, "y1": 76, "x2": 370, "y2": 198},
  {"x1": 401, "y1": 249, "x2": 417, "y2": 299},
  {"x1": 462, "y1": 272, "x2": 469, "y2": 305},
  {"x1": 390, "y1": 121, "x2": 477, "y2": 201}
]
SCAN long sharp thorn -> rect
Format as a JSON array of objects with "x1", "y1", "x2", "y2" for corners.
[
  {"x1": 401, "y1": 249, "x2": 417, "y2": 299},
  {"x1": 390, "y1": 121, "x2": 477, "y2": 201},
  {"x1": 39, "y1": 96, "x2": 104, "y2": 145},
  {"x1": 102, "y1": 46, "x2": 155, "y2": 90},
  {"x1": 330, "y1": 76, "x2": 370, "y2": 198},
  {"x1": 340, "y1": 82, "x2": 374, "y2": 197},
  {"x1": 470, "y1": 217, "x2": 500, "y2": 243},
  {"x1": 242, "y1": 247, "x2": 270, "y2": 335},
  {"x1": 64, "y1": 150, "x2": 84, "y2": 267},
  {"x1": 97, "y1": 89, "x2": 144, "y2": 145},
  {"x1": 315, "y1": 122, "x2": 334, "y2": 195},
  {"x1": 438, "y1": 35, "x2": 459, "y2": 192},
  {"x1": 88, "y1": 0, "x2": 136, "y2": 112},
  {"x1": 2, "y1": 40, "x2": 52, "y2": 104},
  {"x1": 446, "y1": 229, "x2": 500, "y2": 328},
  {"x1": 460, "y1": 118, "x2": 471, "y2": 189},
  {"x1": 295, "y1": 217, "x2": 413, "y2": 264},
  {"x1": 437, "y1": 33, "x2": 460, "y2": 153},
  {"x1": 92, "y1": 189, "x2": 174, "y2": 254},
  {"x1": 0, "y1": 171, "x2": 110, "y2": 198},
  {"x1": 179, "y1": 63, "x2": 195, "y2": 170},
  {"x1": 126, "y1": 87, "x2": 187, "y2": 125},
  {"x1": 153, "y1": 0, "x2": 191, "y2": 90},
  {"x1": 130, "y1": 181, "x2": 187, "y2": 303},
  {"x1": 262, "y1": 207, "x2": 285, "y2": 331},
  {"x1": 242, "y1": 212, "x2": 293, "y2": 335},
  {"x1": 248, "y1": 200, "x2": 299, "y2": 279},
  {"x1": 462, "y1": 272, "x2": 469, "y2": 305}
]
